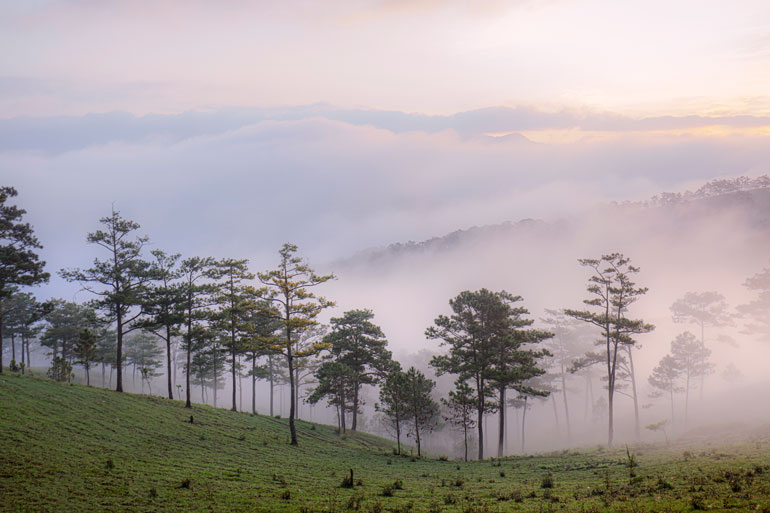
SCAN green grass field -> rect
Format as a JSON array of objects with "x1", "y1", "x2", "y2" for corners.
[{"x1": 3, "y1": 373, "x2": 770, "y2": 512}]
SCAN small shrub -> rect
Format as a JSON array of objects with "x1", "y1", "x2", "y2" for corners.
[
  {"x1": 47, "y1": 356, "x2": 73, "y2": 382},
  {"x1": 179, "y1": 478, "x2": 191, "y2": 489},
  {"x1": 438, "y1": 455, "x2": 448, "y2": 461},
  {"x1": 393, "y1": 479, "x2": 404, "y2": 490},
  {"x1": 427, "y1": 499, "x2": 443, "y2": 513},
  {"x1": 368, "y1": 500, "x2": 383, "y2": 513},
  {"x1": 386, "y1": 459, "x2": 392, "y2": 465},
  {"x1": 310, "y1": 424, "x2": 316, "y2": 430},
  {"x1": 541, "y1": 473, "x2": 554, "y2": 489},
  {"x1": 453, "y1": 477, "x2": 464, "y2": 488},
  {"x1": 280, "y1": 489, "x2": 291, "y2": 500},
  {"x1": 148, "y1": 487, "x2": 158, "y2": 498},
  {"x1": 656, "y1": 477, "x2": 673, "y2": 490},
  {"x1": 625, "y1": 446, "x2": 637, "y2": 478},
  {"x1": 499, "y1": 471, "x2": 506, "y2": 478},
  {"x1": 691, "y1": 494, "x2": 706, "y2": 510},
  {"x1": 238, "y1": 434, "x2": 246, "y2": 441},
  {"x1": 346, "y1": 494, "x2": 364, "y2": 511},
  {"x1": 443, "y1": 494, "x2": 458, "y2": 505},
  {"x1": 381, "y1": 484, "x2": 395, "y2": 497},
  {"x1": 105, "y1": 458, "x2": 115, "y2": 470}
]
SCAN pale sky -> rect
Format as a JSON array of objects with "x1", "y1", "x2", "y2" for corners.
[
  {"x1": 2, "y1": 0, "x2": 770, "y2": 117},
  {"x1": 2, "y1": 0, "x2": 770, "y2": 303}
]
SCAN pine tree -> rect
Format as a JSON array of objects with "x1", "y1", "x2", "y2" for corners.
[
  {"x1": 257, "y1": 243, "x2": 335, "y2": 446},
  {"x1": 60, "y1": 210, "x2": 152, "y2": 392},
  {"x1": 648, "y1": 354, "x2": 683, "y2": 425},
  {"x1": 671, "y1": 291, "x2": 732, "y2": 399},
  {"x1": 404, "y1": 366, "x2": 439, "y2": 457},
  {"x1": 565, "y1": 253, "x2": 654, "y2": 446},
  {"x1": 670, "y1": 331, "x2": 713, "y2": 427},
  {"x1": 323, "y1": 309, "x2": 393, "y2": 431},
  {"x1": 74, "y1": 328, "x2": 99, "y2": 385},
  {"x1": 139, "y1": 250, "x2": 183, "y2": 399},
  {"x1": 178, "y1": 256, "x2": 218, "y2": 408},
  {"x1": 307, "y1": 360, "x2": 356, "y2": 432},
  {"x1": 441, "y1": 379, "x2": 477, "y2": 461},
  {"x1": 376, "y1": 367, "x2": 409, "y2": 455},
  {"x1": 0, "y1": 186, "x2": 49, "y2": 373},
  {"x1": 427, "y1": 289, "x2": 518, "y2": 460},
  {"x1": 212, "y1": 258, "x2": 256, "y2": 412}
]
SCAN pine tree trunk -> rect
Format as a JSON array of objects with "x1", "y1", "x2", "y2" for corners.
[
  {"x1": 521, "y1": 396, "x2": 528, "y2": 453},
  {"x1": 11, "y1": 333, "x2": 15, "y2": 362},
  {"x1": 116, "y1": 308, "x2": 124, "y2": 392},
  {"x1": 627, "y1": 346, "x2": 640, "y2": 439},
  {"x1": 551, "y1": 394, "x2": 560, "y2": 427},
  {"x1": 252, "y1": 355, "x2": 257, "y2": 414},
  {"x1": 463, "y1": 423, "x2": 468, "y2": 462},
  {"x1": 185, "y1": 310, "x2": 192, "y2": 408},
  {"x1": 21, "y1": 335, "x2": 26, "y2": 374},
  {"x1": 561, "y1": 366, "x2": 571, "y2": 446},
  {"x1": 166, "y1": 326, "x2": 173, "y2": 400},
  {"x1": 352, "y1": 382, "x2": 359, "y2": 431},
  {"x1": 287, "y1": 343, "x2": 298, "y2": 445},
  {"x1": 477, "y1": 377, "x2": 484, "y2": 460},
  {"x1": 669, "y1": 385, "x2": 675, "y2": 426},
  {"x1": 231, "y1": 349, "x2": 237, "y2": 412},
  {"x1": 685, "y1": 368, "x2": 690, "y2": 428},
  {"x1": 497, "y1": 386, "x2": 506, "y2": 458},
  {"x1": 213, "y1": 363, "x2": 218, "y2": 408}
]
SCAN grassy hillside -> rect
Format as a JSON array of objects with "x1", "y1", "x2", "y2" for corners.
[{"x1": 3, "y1": 374, "x2": 770, "y2": 512}]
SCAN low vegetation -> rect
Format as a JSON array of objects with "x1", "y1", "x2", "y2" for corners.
[{"x1": 5, "y1": 374, "x2": 770, "y2": 512}]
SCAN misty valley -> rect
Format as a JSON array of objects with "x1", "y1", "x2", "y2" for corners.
[{"x1": 4, "y1": 177, "x2": 770, "y2": 512}]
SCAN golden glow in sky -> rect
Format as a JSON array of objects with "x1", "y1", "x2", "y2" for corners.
[{"x1": 1, "y1": 0, "x2": 770, "y2": 119}]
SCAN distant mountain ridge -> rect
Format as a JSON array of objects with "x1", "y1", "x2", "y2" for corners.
[{"x1": 337, "y1": 175, "x2": 770, "y2": 269}]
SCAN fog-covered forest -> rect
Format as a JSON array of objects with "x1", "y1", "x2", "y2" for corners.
[
  {"x1": 5, "y1": 175, "x2": 770, "y2": 460},
  {"x1": 5, "y1": 3, "x2": 770, "y2": 512}
]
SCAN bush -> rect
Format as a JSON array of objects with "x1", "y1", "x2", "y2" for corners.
[
  {"x1": 427, "y1": 499, "x2": 443, "y2": 513},
  {"x1": 47, "y1": 356, "x2": 72, "y2": 382},
  {"x1": 541, "y1": 473, "x2": 554, "y2": 489},
  {"x1": 280, "y1": 489, "x2": 291, "y2": 500}
]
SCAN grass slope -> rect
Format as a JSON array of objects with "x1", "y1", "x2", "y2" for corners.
[{"x1": 3, "y1": 374, "x2": 770, "y2": 512}]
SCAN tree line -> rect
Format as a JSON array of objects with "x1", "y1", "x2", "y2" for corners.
[{"x1": 3, "y1": 185, "x2": 768, "y2": 458}]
